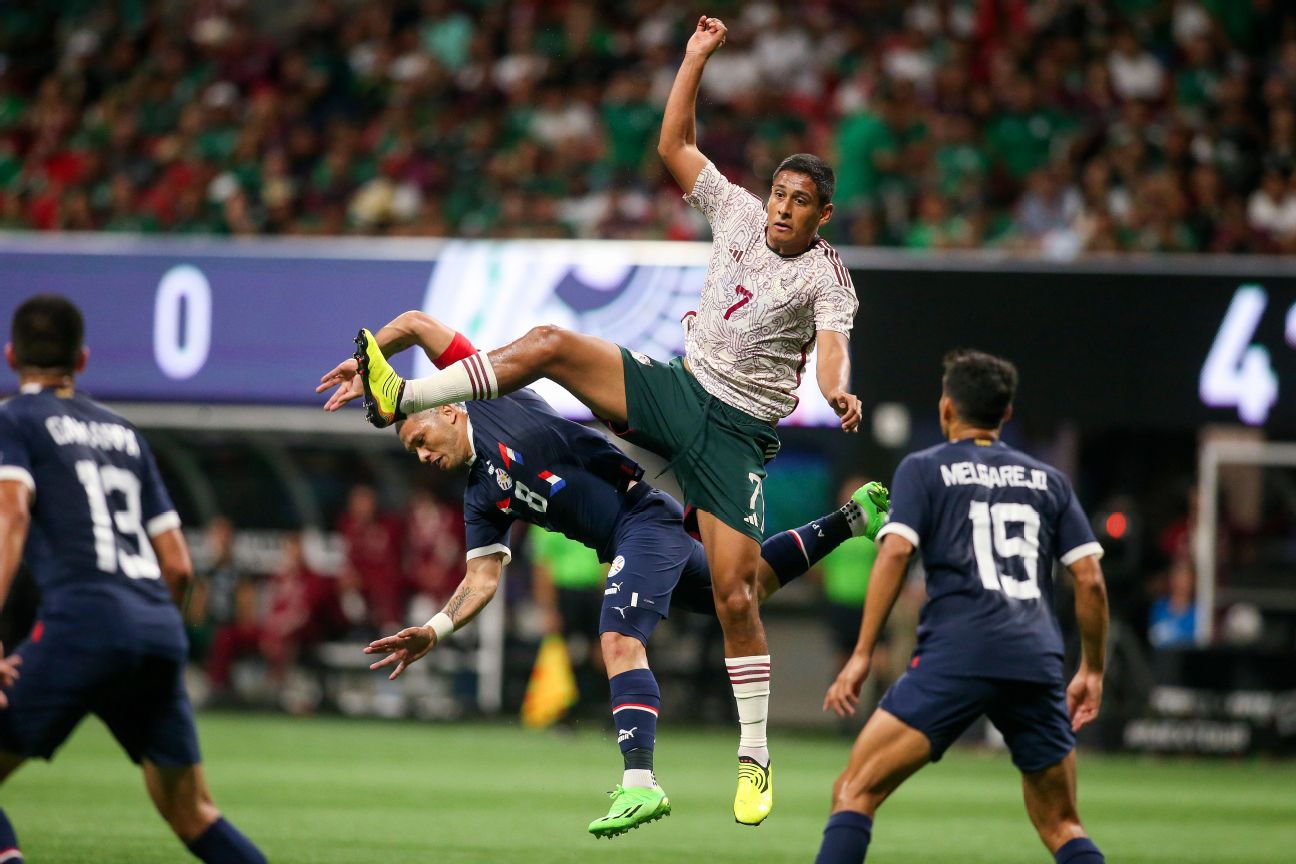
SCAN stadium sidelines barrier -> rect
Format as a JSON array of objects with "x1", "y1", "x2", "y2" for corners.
[{"x1": 3, "y1": 233, "x2": 1295, "y2": 434}]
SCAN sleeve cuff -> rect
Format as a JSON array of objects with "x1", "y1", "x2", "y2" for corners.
[
  {"x1": 0, "y1": 466, "x2": 35, "y2": 498},
  {"x1": 146, "y1": 510, "x2": 182, "y2": 537},
  {"x1": 876, "y1": 522, "x2": 920, "y2": 548},
  {"x1": 467, "y1": 543, "x2": 512, "y2": 566},
  {"x1": 1060, "y1": 541, "x2": 1105, "y2": 566}
]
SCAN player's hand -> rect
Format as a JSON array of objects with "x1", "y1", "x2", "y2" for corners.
[
  {"x1": 363, "y1": 626, "x2": 437, "y2": 680},
  {"x1": 824, "y1": 652, "x2": 871, "y2": 718},
  {"x1": 316, "y1": 357, "x2": 364, "y2": 412},
  {"x1": 1066, "y1": 665, "x2": 1103, "y2": 731},
  {"x1": 0, "y1": 642, "x2": 21, "y2": 708},
  {"x1": 828, "y1": 391, "x2": 862, "y2": 433},
  {"x1": 685, "y1": 15, "x2": 727, "y2": 56}
]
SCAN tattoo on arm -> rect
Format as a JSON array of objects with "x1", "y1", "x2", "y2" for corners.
[{"x1": 445, "y1": 586, "x2": 473, "y2": 623}]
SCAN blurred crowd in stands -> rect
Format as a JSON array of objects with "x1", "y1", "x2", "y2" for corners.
[
  {"x1": 3, "y1": 0, "x2": 1296, "y2": 253},
  {"x1": 186, "y1": 483, "x2": 466, "y2": 703}
]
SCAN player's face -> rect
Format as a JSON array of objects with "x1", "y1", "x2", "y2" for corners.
[
  {"x1": 399, "y1": 409, "x2": 471, "y2": 471},
  {"x1": 765, "y1": 171, "x2": 832, "y2": 254}
]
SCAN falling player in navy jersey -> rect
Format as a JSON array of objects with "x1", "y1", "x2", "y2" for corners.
[
  {"x1": 0, "y1": 295, "x2": 266, "y2": 864},
  {"x1": 815, "y1": 350, "x2": 1108, "y2": 864},
  {"x1": 317, "y1": 311, "x2": 888, "y2": 838}
]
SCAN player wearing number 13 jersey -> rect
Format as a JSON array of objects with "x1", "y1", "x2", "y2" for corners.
[
  {"x1": 816, "y1": 350, "x2": 1109, "y2": 864},
  {"x1": 0, "y1": 295, "x2": 265, "y2": 864}
]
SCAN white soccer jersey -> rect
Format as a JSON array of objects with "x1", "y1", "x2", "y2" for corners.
[{"x1": 682, "y1": 162, "x2": 857, "y2": 422}]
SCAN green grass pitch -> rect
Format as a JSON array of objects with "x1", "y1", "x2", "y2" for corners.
[{"x1": 4, "y1": 712, "x2": 1293, "y2": 862}]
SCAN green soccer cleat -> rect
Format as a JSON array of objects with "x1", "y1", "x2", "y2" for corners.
[
  {"x1": 851, "y1": 481, "x2": 890, "y2": 541},
  {"x1": 733, "y1": 757, "x2": 772, "y2": 826},
  {"x1": 588, "y1": 785, "x2": 671, "y2": 838},
  {"x1": 353, "y1": 328, "x2": 406, "y2": 428}
]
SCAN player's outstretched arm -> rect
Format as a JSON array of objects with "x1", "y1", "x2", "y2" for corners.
[
  {"x1": 363, "y1": 552, "x2": 505, "y2": 680},
  {"x1": 317, "y1": 311, "x2": 460, "y2": 411},
  {"x1": 825, "y1": 533, "x2": 912, "y2": 717},
  {"x1": 1065, "y1": 554, "x2": 1108, "y2": 732},
  {"x1": 657, "y1": 15, "x2": 726, "y2": 194},
  {"x1": 150, "y1": 527, "x2": 194, "y2": 608},
  {"x1": 815, "y1": 330, "x2": 862, "y2": 433},
  {"x1": 0, "y1": 480, "x2": 32, "y2": 613}
]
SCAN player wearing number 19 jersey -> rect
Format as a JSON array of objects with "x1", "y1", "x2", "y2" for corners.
[
  {"x1": 816, "y1": 350, "x2": 1109, "y2": 864},
  {"x1": 0, "y1": 294, "x2": 265, "y2": 864}
]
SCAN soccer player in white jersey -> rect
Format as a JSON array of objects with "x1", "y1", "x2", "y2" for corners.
[{"x1": 344, "y1": 14, "x2": 859, "y2": 826}]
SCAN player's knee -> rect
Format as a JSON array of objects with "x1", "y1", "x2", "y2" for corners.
[
  {"x1": 713, "y1": 581, "x2": 757, "y2": 624},
  {"x1": 831, "y1": 759, "x2": 893, "y2": 815},
  {"x1": 158, "y1": 794, "x2": 220, "y2": 842},
  {"x1": 1036, "y1": 817, "x2": 1086, "y2": 852},
  {"x1": 600, "y1": 631, "x2": 645, "y2": 669},
  {"x1": 522, "y1": 324, "x2": 569, "y2": 369}
]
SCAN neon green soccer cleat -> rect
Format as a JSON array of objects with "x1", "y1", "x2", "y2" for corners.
[
  {"x1": 353, "y1": 328, "x2": 406, "y2": 428},
  {"x1": 588, "y1": 785, "x2": 671, "y2": 838},
  {"x1": 733, "y1": 757, "x2": 772, "y2": 826},
  {"x1": 851, "y1": 481, "x2": 891, "y2": 541}
]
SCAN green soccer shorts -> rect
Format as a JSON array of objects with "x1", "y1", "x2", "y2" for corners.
[{"x1": 616, "y1": 347, "x2": 781, "y2": 542}]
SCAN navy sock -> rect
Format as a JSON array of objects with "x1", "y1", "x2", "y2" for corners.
[
  {"x1": 609, "y1": 668, "x2": 660, "y2": 783},
  {"x1": 761, "y1": 510, "x2": 853, "y2": 586},
  {"x1": 815, "y1": 810, "x2": 873, "y2": 864},
  {"x1": 1055, "y1": 837, "x2": 1104, "y2": 864},
  {"x1": 0, "y1": 809, "x2": 22, "y2": 863},
  {"x1": 185, "y1": 817, "x2": 267, "y2": 864}
]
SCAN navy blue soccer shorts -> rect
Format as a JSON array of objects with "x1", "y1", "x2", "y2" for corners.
[
  {"x1": 598, "y1": 484, "x2": 712, "y2": 645},
  {"x1": 879, "y1": 662, "x2": 1075, "y2": 774},
  {"x1": 0, "y1": 618, "x2": 201, "y2": 767}
]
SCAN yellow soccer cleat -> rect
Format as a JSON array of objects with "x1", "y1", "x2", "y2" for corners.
[
  {"x1": 733, "y1": 757, "x2": 772, "y2": 826},
  {"x1": 353, "y1": 328, "x2": 406, "y2": 428}
]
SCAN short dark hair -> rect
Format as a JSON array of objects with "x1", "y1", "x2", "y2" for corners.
[
  {"x1": 941, "y1": 349, "x2": 1017, "y2": 428},
  {"x1": 773, "y1": 153, "x2": 835, "y2": 206},
  {"x1": 11, "y1": 294, "x2": 84, "y2": 372}
]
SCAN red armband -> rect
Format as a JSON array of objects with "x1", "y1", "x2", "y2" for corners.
[{"x1": 433, "y1": 330, "x2": 477, "y2": 369}]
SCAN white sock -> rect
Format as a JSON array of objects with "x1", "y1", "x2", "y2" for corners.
[
  {"x1": 400, "y1": 351, "x2": 498, "y2": 413},
  {"x1": 622, "y1": 769, "x2": 656, "y2": 789},
  {"x1": 726, "y1": 654, "x2": 771, "y2": 765}
]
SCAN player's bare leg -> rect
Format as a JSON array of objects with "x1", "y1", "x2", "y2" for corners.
[
  {"x1": 589, "y1": 632, "x2": 670, "y2": 838},
  {"x1": 143, "y1": 761, "x2": 266, "y2": 862},
  {"x1": 0, "y1": 751, "x2": 27, "y2": 862},
  {"x1": 358, "y1": 324, "x2": 629, "y2": 427},
  {"x1": 815, "y1": 709, "x2": 930, "y2": 863},
  {"x1": 828, "y1": 710, "x2": 931, "y2": 817},
  {"x1": 1022, "y1": 752, "x2": 1105, "y2": 861},
  {"x1": 695, "y1": 510, "x2": 774, "y2": 825}
]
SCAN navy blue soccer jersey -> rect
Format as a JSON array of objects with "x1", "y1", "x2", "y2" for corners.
[
  {"x1": 0, "y1": 387, "x2": 182, "y2": 642},
  {"x1": 462, "y1": 389, "x2": 644, "y2": 565},
  {"x1": 877, "y1": 438, "x2": 1103, "y2": 684}
]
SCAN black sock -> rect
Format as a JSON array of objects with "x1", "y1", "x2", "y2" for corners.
[
  {"x1": 0, "y1": 808, "x2": 22, "y2": 863},
  {"x1": 815, "y1": 810, "x2": 873, "y2": 863},
  {"x1": 1055, "y1": 837, "x2": 1104, "y2": 864},
  {"x1": 185, "y1": 818, "x2": 267, "y2": 864},
  {"x1": 761, "y1": 510, "x2": 853, "y2": 586}
]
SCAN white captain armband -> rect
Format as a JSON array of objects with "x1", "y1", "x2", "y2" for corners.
[{"x1": 426, "y1": 612, "x2": 455, "y2": 643}]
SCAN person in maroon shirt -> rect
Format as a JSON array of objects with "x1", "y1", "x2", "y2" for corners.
[{"x1": 337, "y1": 484, "x2": 407, "y2": 633}]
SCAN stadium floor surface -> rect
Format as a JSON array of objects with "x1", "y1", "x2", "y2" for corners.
[{"x1": 4, "y1": 712, "x2": 1293, "y2": 863}]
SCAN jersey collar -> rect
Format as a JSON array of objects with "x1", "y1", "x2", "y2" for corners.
[
  {"x1": 764, "y1": 234, "x2": 822, "y2": 259},
  {"x1": 19, "y1": 383, "x2": 43, "y2": 394}
]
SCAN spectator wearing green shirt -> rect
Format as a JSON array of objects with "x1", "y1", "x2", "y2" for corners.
[{"x1": 529, "y1": 526, "x2": 609, "y2": 714}]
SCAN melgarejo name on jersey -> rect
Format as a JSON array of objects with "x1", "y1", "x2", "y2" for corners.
[
  {"x1": 939, "y1": 461, "x2": 1048, "y2": 491},
  {"x1": 45, "y1": 415, "x2": 141, "y2": 457}
]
